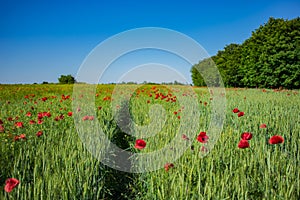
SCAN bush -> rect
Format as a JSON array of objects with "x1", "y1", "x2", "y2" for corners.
[{"x1": 58, "y1": 75, "x2": 76, "y2": 84}]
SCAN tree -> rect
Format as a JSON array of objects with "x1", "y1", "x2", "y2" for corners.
[
  {"x1": 191, "y1": 17, "x2": 300, "y2": 89},
  {"x1": 58, "y1": 75, "x2": 76, "y2": 84}
]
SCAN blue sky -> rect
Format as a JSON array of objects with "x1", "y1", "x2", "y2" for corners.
[{"x1": 0, "y1": 0, "x2": 299, "y2": 84}]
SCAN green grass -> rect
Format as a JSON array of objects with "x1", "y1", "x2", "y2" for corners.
[{"x1": 0, "y1": 84, "x2": 299, "y2": 199}]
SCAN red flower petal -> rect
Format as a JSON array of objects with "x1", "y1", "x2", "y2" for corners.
[
  {"x1": 233, "y1": 108, "x2": 239, "y2": 113},
  {"x1": 269, "y1": 135, "x2": 284, "y2": 144},
  {"x1": 260, "y1": 124, "x2": 267, "y2": 128},
  {"x1": 36, "y1": 131, "x2": 43, "y2": 137},
  {"x1": 134, "y1": 139, "x2": 146, "y2": 149},
  {"x1": 182, "y1": 134, "x2": 189, "y2": 140},
  {"x1": 164, "y1": 163, "x2": 174, "y2": 172},
  {"x1": 4, "y1": 178, "x2": 19, "y2": 193},
  {"x1": 238, "y1": 139, "x2": 250, "y2": 149},
  {"x1": 197, "y1": 132, "x2": 209, "y2": 143},
  {"x1": 237, "y1": 112, "x2": 244, "y2": 117},
  {"x1": 19, "y1": 134, "x2": 26, "y2": 140},
  {"x1": 241, "y1": 132, "x2": 252, "y2": 140}
]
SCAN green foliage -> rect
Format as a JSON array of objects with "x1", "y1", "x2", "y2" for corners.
[
  {"x1": 58, "y1": 74, "x2": 76, "y2": 84},
  {"x1": 191, "y1": 17, "x2": 300, "y2": 89}
]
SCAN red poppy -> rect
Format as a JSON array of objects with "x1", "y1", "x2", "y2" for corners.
[
  {"x1": 82, "y1": 116, "x2": 89, "y2": 121},
  {"x1": 197, "y1": 132, "x2": 209, "y2": 143},
  {"x1": 29, "y1": 120, "x2": 36, "y2": 124},
  {"x1": 269, "y1": 135, "x2": 284, "y2": 144},
  {"x1": 44, "y1": 112, "x2": 51, "y2": 117},
  {"x1": 237, "y1": 112, "x2": 244, "y2": 117},
  {"x1": 182, "y1": 134, "x2": 189, "y2": 140},
  {"x1": 200, "y1": 146, "x2": 208, "y2": 153},
  {"x1": 238, "y1": 139, "x2": 249, "y2": 149},
  {"x1": 15, "y1": 122, "x2": 24, "y2": 128},
  {"x1": 0, "y1": 119, "x2": 3, "y2": 124},
  {"x1": 241, "y1": 132, "x2": 252, "y2": 140},
  {"x1": 164, "y1": 163, "x2": 174, "y2": 172},
  {"x1": 67, "y1": 112, "x2": 73, "y2": 116},
  {"x1": 134, "y1": 139, "x2": 146, "y2": 149},
  {"x1": 260, "y1": 124, "x2": 267, "y2": 128},
  {"x1": 88, "y1": 116, "x2": 94, "y2": 120},
  {"x1": 232, "y1": 108, "x2": 239, "y2": 113},
  {"x1": 0, "y1": 125, "x2": 4, "y2": 132},
  {"x1": 177, "y1": 116, "x2": 181, "y2": 120},
  {"x1": 38, "y1": 119, "x2": 43, "y2": 124},
  {"x1": 37, "y1": 113, "x2": 43, "y2": 119},
  {"x1": 36, "y1": 131, "x2": 43, "y2": 137},
  {"x1": 26, "y1": 112, "x2": 32, "y2": 117},
  {"x1": 19, "y1": 134, "x2": 26, "y2": 140},
  {"x1": 4, "y1": 178, "x2": 20, "y2": 193},
  {"x1": 14, "y1": 136, "x2": 20, "y2": 141}
]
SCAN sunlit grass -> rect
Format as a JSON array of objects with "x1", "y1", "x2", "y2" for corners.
[{"x1": 0, "y1": 84, "x2": 299, "y2": 199}]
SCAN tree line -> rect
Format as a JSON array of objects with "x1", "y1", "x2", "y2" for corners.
[{"x1": 191, "y1": 17, "x2": 300, "y2": 89}]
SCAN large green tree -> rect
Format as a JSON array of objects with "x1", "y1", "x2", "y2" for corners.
[{"x1": 191, "y1": 17, "x2": 300, "y2": 89}]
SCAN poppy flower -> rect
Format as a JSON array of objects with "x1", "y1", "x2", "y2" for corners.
[
  {"x1": 164, "y1": 163, "x2": 174, "y2": 172},
  {"x1": 134, "y1": 139, "x2": 146, "y2": 149},
  {"x1": 15, "y1": 122, "x2": 24, "y2": 128},
  {"x1": 37, "y1": 113, "x2": 43, "y2": 119},
  {"x1": 237, "y1": 112, "x2": 244, "y2": 117},
  {"x1": 82, "y1": 116, "x2": 89, "y2": 121},
  {"x1": 260, "y1": 124, "x2": 267, "y2": 128},
  {"x1": 238, "y1": 139, "x2": 249, "y2": 149},
  {"x1": 4, "y1": 178, "x2": 20, "y2": 193},
  {"x1": 14, "y1": 136, "x2": 20, "y2": 141},
  {"x1": 269, "y1": 135, "x2": 284, "y2": 144},
  {"x1": 44, "y1": 112, "x2": 51, "y2": 117},
  {"x1": 232, "y1": 108, "x2": 239, "y2": 113},
  {"x1": 0, "y1": 119, "x2": 3, "y2": 124},
  {"x1": 67, "y1": 112, "x2": 73, "y2": 116},
  {"x1": 200, "y1": 146, "x2": 208, "y2": 153},
  {"x1": 0, "y1": 125, "x2": 4, "y2": 132},
  {"x1": 19, "y1": 134, "x2": 26, "y2": 140},
  {"x1": 197, "y1": 132, "x2": 209, "y2": 143},
  {"x1": 26, "y1": 112, "x2": 32, "y2": 117},
  {"x1": 241, "y1": 132, "x2": 252, "y2": 140},
  {"x1": 182, "y1": 134, "x2": 189, "y2": 140},
  {"x1": 88, "y1": 116, "x2": 94, "y2": 120},
  {"x1": 36, "y1": 131, "x2": 43, "y2": 137},
  {"x1": 29, "y1": 120, "x2": 36, "y2": 124}
]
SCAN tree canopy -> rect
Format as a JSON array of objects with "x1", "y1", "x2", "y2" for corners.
[
  {"x1": 191, "y1": 17, "x2": 300, "y2": 89},
  {"x1": 58, "y1": 75, "x2": 76, "y2": 84}
]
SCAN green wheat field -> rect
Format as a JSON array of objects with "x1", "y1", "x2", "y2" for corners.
[{"x1": 0, "y1": 84, "x2": 299, "y2": 199}]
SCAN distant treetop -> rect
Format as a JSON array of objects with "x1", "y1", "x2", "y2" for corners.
[{"x1": 58, "y1": 75, "x2": 76, "y2": 84}]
